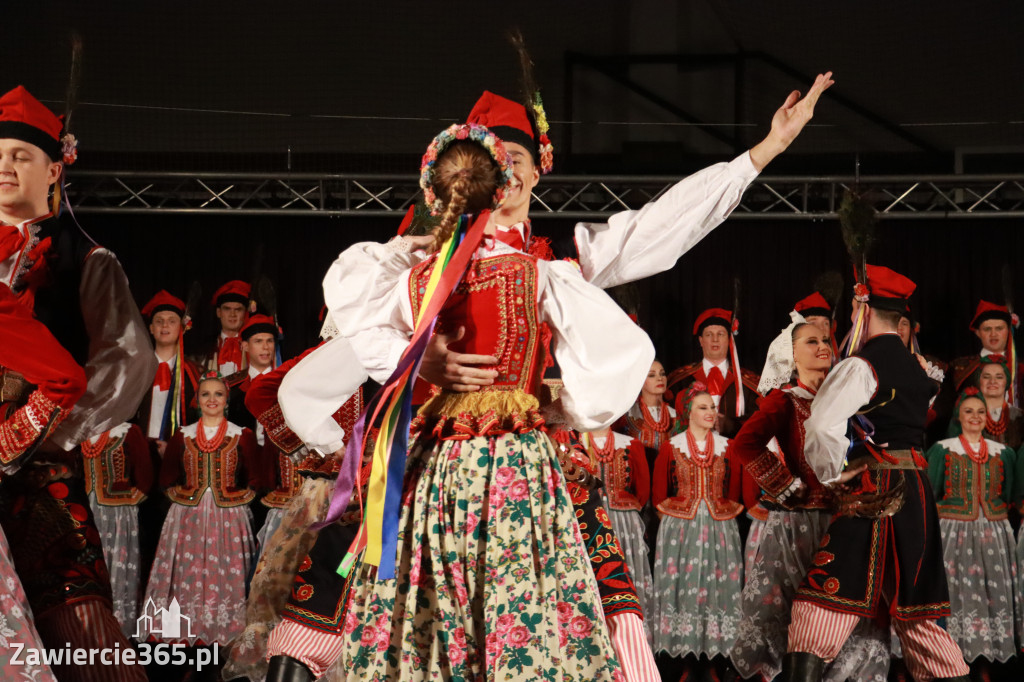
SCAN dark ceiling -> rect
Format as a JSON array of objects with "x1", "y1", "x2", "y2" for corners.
[{"x1": 2, "y1": 1, "x2": 1021, "y2": 174}]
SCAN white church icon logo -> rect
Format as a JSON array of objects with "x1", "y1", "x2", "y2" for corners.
[{"x1": 134, "y1": 598, "x2": 196, "y2": 641}]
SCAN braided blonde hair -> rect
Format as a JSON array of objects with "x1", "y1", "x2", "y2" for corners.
[{"x1": 430, "y1": 140, "x2": 502, "y2": 251}]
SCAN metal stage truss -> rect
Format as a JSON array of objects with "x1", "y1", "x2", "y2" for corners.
[{"x1": 65, "y1": 171, "x2": 1024, "y2": 220}]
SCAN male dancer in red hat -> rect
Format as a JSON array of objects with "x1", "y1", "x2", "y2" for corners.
[
  {"x1": 781, "y1": 265, "x2": 969, "y2": 682},
  {"x1": 667, "y1": 307, "x2": 760, "y2": 437},
  {"x1": 0, "y1": 84, "x2": 151, "y2": 681},
  {"x1": 203, "y1": 279, "x2": 251, "y2": 375},
  {"x1": 137, "y1": 290, "x2": 201, "y2": 454},
  {"x1": 949, "y1": 300, "x2": 1020, "y2": 401}
]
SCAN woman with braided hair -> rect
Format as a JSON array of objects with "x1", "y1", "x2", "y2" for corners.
[{"x1": 266, "y1": 121, "x2": 654, "y2": 682}]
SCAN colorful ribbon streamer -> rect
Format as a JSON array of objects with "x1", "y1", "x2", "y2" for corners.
[{"x1": 316, "y1": 211, "x2": 490, "y2": 580}]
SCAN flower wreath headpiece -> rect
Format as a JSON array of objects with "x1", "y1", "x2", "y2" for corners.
[{"x1": 420, "y1": 123, "x2": 517, "y2": 216}]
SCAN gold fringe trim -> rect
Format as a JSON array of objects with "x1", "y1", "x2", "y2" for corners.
[{"x1": 418, "y1": 389, "x2": 540, "y2": 420}]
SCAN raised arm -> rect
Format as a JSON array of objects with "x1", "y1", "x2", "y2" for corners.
[{"x1": 575, "y1": 72, "x2": 834, "y2": 290}]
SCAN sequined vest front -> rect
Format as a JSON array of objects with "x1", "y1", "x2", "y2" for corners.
[
  {"x1": 166, "y1": 434, "x2": 254, "y2": 507},
  {"x1": 659, "y1": 445, "x2": 743, "y2": 521},
  {"x1": 935, "y1": 449, "x2": 1008, "y2": 521},
  {"x1": 82, "y1": 432, "x2": 146, "y2": 506},
  {"x1": 409, "y1": 252, "x2": 545, "y2": 439}
]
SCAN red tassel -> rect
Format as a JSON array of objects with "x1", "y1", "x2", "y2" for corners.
[{"x1": 860, "y1": 469, "x2": 877, "y2": 493}]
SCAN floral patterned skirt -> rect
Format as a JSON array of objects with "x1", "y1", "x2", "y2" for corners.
[
  {"x1": 338, "y1": 430, "x2": 623, "y2": 681},
  {"x1": 743, "y1": 516, "x2": 765, "y2": 578},
  {"x1": 652, "y1": 506, "x2": 742, "y2": 659},
  {"x1": 142, "y1": 490, "x2": 255, "y2": 646},
  {"x1": 731, "y1": 509, "x2": 890, "y2": 682},
  {"x1": 256, "y1": 507, "x2": 287, "y2": 561},
  {"x1": 940, "y1": 516, "x2": 1021, "y2": 662},
  {"x1": 0, "y1": 526, "x2": 57, "y2": 681},
  {"x1": 88, "y1": 494, "x2": 141, "y2": 638},
  {"x1": 607, "y1": 509, "x2": 654, "y2": 644},
  {"x1": 222, "y1": 477, "x2": 333, "y2": 682}
]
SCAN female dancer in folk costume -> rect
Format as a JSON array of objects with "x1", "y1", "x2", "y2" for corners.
[
  {"x1": 728, "y1": 314, "x2": 890, "y2": 682},
  {"x1": 274, "y1": 125, "x2": 654, "y2": 680},
  {"x1": 581, "y1": 426, "x2": 655, "y2": 643},
  {"x1": 143, "y1": 371, "x2": 261, "y2": 647},
  {"x1": 619, "y1": 360, "x2": 682, "y2": 453},
  {"x1": 945, "y1": 359, "x2": 1024, "y2": 450},
  {"x1": 81, "y1": 421, "x2": 153, "y2": 637},
  {"x1": 651, "y1": 384, "x2": 744, "y2": 681},
  {"x1": 926, "y1": 390, "x2": 1021, "y2": 675}
]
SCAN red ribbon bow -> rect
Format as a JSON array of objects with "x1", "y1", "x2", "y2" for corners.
[
  {"x1": 218, "y1": 336, "x2": 242, "y2": 368},
  {"x1": 153, "y1": 361, "x2": 172, "y2": 391}
]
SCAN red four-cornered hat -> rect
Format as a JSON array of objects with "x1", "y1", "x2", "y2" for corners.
[
  {"x1": 141, "y1": 290, "x2": 186, "y2": 319},
  {"x1": 692, "y1": 308, "x2": 732, "y2": 336},
  {"x1": 466, "y1": 91, "x2": 535, "y2": 155},
  {"x1": 211, "y1": 280, "x2": 250, "y2": 307},
  {"x1": 240, "y1": 314, "x2": 279, "y2": 341},
  {"x1": 794, "y1": 292, "x2": 831, "y2": 318},
  {"x1": 862, "y1": 265, "x2": 916, "y2": 312},
  {"x1": 969, "y1": 299, "x2": 1012, "y2": 330},
  {"x1": 0, "y1": 85, "x2": 63, "y2": 160}
]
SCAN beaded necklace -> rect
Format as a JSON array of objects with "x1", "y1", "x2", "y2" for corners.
[
  {"x1": 588, "y1": 432, "x2": 616, "y2": 463},
  {"x1": 80, "y1": 432, "x2": 109, "y2": 459},
  {"x1": 686, "y1": 429, "x2": 715, "y2": 468},
  {"x1": 639, "y1": 398, "x2": 670, "y2": 431},
  {"x1": 958, "y1": 434, "x2": 989, "y2": 464},
  {"x1": 985, "y1": 402, "x2": 1008, "y2": 438},
  {"x1": 196, "y1": 419, "x2": 229, "y2": 452}
]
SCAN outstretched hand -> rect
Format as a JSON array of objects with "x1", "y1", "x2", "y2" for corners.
[
  {"x1": 749, "y1": 71, "x2": 835, "y2": 171},
  {"x1": 418, "y1": 325, "x2": 498, "y2": 392}
]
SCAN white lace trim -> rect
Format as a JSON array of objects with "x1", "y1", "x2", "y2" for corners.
[
  {"x1": 757, "y1": 311, "x2": 807, "y2": 396},
  {"x1": 319, "y1": 312, "x2": 340, "y2": 341},
  {"x1": 925, "y1": 360, "x2": 945, "y2": 383}
]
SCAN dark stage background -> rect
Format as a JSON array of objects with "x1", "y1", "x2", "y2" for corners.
[{"x1": 85, "y1": 210, "x2": 1023, "y2": 375}]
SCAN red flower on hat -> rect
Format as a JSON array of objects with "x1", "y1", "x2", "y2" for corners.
[
  {"x1": 962, "y1": 386, "x2": 980, "y2": 397},
  {"x1": 853, "y1": 282, "x2": 870, "y2": 302},
  {"x1": 1013, "y1": 313, "x2": 1020, "y2": 329},
  {"x1": 61, "y1": 134, "x2": 78, "y2": 166}
]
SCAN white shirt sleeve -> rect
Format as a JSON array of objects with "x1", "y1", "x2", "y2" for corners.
[
  {"x1": 322, "y1": 239, "x2": 422, "y2": 339},
  {"x1": 278, "y1": 336, "x2": 370, "y2": 454},
  {"x1": 804, "y1": 357, "x2": 878, "y2": 484},
  {"x1": 573, "y1": 153, "x2": 759, "y2": 289},
  {"x1": 539, "y1": 260, "x2": 655, "y2": 430}
]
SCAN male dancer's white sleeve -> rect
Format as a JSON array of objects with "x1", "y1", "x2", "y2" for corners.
[
  {"x1": 573, "y1": 152, "x2": 759, "y2": 290},
  {"x1": 803, "y1": 356, "x2": 878, "y2": 484}
]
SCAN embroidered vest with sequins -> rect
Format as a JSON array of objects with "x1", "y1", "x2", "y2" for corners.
[
  {"x1": 658, "y1": 437, "x2": 743, "y2": 521},
  {"x1": 410, "y1": 252, "x2": 544, "y2": 439},
  {"x1": 82, "y1": 431, "x2": 146, "y2": 506},
  {"x1": 935, "y1": 447, "x2": 1009, "y2": 521},
  {"x1": 262, "y1": 450, "x2": 302, "y2": 508},
  {"x1": 596, "y1": 449, "x2": 643, "y2": 512},
  {"x1": 166, "y1": 433, "x2": 254, "y2": 508}
]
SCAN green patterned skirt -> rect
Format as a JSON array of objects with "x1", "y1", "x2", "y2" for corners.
[{"x1": 338, "y1": 429, "x2": 624, "y2": 681}]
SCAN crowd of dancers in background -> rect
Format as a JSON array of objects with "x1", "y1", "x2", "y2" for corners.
[{"x1": 1, "y1": 55, "x2": 1014, "y2": 682}]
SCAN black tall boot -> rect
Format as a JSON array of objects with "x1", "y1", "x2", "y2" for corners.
[
  {"x1": 266, "y1": 655, "x2": 316, "y2": 682},
  {"x1": 779, "y1": 652, "x2": 824, "y2": 682}
]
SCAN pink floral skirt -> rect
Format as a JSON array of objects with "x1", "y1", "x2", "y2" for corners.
[{"x1": 142, "y1": 490, "x2": 254, "y2": 646}]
